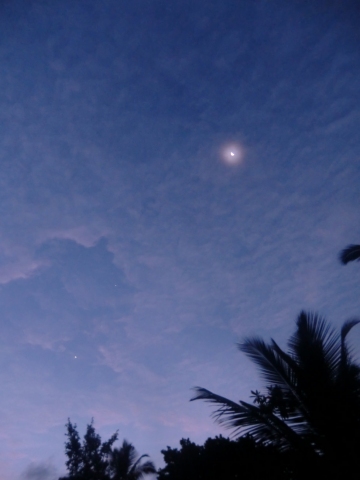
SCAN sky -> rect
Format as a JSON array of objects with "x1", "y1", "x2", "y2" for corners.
[{"x1": 0, "y1": 0, "x2": 360, "y2": 478}]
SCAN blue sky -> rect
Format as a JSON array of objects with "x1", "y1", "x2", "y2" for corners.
[{"x1": 1, "y1": 1, "x2": 360, "y2": 479}]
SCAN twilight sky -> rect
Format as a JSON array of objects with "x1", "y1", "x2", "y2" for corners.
[{"x1": 1, "y1": 1, "x2": 360, "y2": 479}]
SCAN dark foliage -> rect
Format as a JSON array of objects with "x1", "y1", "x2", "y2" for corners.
[
  {"x1": 158, "y1": 435, "x2": 306, "y2": 480},
  {"x1": 59, "y1": 419, "x2": 118, "y2": 480},
  {"x1": 339, "y1": 244, "x2": 360, "y2": 264},
  {"x1": 59, "y1": 420, "x2": 155, "y2": 480},
  {"x1": 109, "y1": 440, "x2": 156, "y2": 480}
]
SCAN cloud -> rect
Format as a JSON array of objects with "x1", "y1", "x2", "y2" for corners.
[
  {"x1": 21, "y1": 461, "x2": 58, "y2": 480},
  {"x1": 22, "y1": 330, "x2": 69, "y2": 352},
  {"x1": 0, "y1": 258, "x2": 43, "y2": 285},
  {"x1": 98, "y1": 345, "x2": 165, "y2": 386},
  {"x1": 40, "y1": 226, "x2": 109, "y2": 249}
]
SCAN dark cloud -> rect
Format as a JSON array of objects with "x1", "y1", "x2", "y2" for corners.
[{"x1": 21, "y1": 461, "x2": 58, "y2": 480}]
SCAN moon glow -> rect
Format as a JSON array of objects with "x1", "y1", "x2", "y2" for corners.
[{"x1": 220, "y1": 143, "x2": 244, "y2": 165}]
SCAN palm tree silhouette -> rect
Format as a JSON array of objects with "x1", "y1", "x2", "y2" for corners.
[
  {"x1": 339, "y1": 244, "x2": 360, "y2": 264},
  {"x1": 191, "y1": 312, "x2": 360, "y2": 473},
  {"x1": 108, "y1": 440, "x2": 156, "y2": 480}
]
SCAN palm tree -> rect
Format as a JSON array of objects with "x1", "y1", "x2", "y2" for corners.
[
  {"x1": 191, "y1": 312, "x2": 360, "y2": 474},
  {"x1": 339, "y1": 244, "x2": 360, "y2": 264},
  {"x1": 108, "y1": 440, "x2": 156, "y2": 480}
]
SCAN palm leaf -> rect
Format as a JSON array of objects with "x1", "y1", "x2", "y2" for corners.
[
  {"x1": 238, "y1": 337, "x2": 296, "y2": 389},
  {"x1": 288, "y1": 312, "x2": 341, "y2": 380},
  {"x1": 110, "y1": 440, "x2": 156, "y2": 480},
  {"x1": 269, "y1": 340, "x2": 313, "y2": 422},
  {"x1": 132, "y1": 459, "x2": 156, "y2": 477},
  {"x1": 238, "y1": 337, "x2": 312, "y2": 423},
  {"x1": 338, "y1": 319, "x2": 360, "y2": 388},
  {"x1": 130, "y1": 454, "x2": 155, "y2": 475},
  {"x1": 191, "y1": 387, "x2": 314, "y2": 454},
  {"x1": 339, "y1": 244, "x2": 360, "y2": 264}
]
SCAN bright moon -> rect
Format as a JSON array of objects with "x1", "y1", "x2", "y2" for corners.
[{"x1": 220, "y1": 143, "x2": 244, "y2": 165}]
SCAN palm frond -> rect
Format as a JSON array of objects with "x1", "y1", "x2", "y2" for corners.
[
  {"x1": 191, "y1": 387, "x2": 314, "y2": 454},
  {"x1": 129, "y1": 454, "x2": 156, "y2": 479},
  {"x1": 110, "y1": 441, "x2": 156, "y2": 480},
  {"x1": 238, "y1": 337, "x2": 296, "y2": 390},
  {"x1": 110, "y1": 441, "x2": 138, "y2": 478},
  {"x1": 191, "y1": 386, "x2": 244, "y2": 430},
  {"x1": 339, "y1": 244, "x2": 360, "y2": 264},
  {"x1": 341, "y1": 319, "x2": 360, "y2": 345},
  {"x1": 238, "y1": 336, "x2": 312, "y2": 421},
  {"x1": 288, "y1": 312, "x2": 340, "y2": 379},
  {"x1": 134, "y1": 459, "x2": 156, "y2": 476},
  {"x1": 270, "y1": 340, "x2": 312, "y2": 421},
  {"x1": 339, "y1": 319, "x2": 360, "y2": 381},
  {"x1": 119, "y1": 440, "x2": 138, "y2": 466}
]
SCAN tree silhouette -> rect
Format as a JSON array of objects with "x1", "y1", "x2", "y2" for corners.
[
  {"x1": 158, "y1": 435, "x2": 299, "y2": 480},
  {"x1": 339, "y1": 244, "x2": 360, "y2": 265},
  {"x1": 108, "y1": 440, "x2": 156, "y2": 480},
  {"x1": 191, "y1": 311, "x2": 360, "y2": 477},
  {"x1": 62, "y1": 419, "x2": 83, "y2": 478},
  {"x1": 59, "y1": 419, "x2": 118, "y2": 480},
  {"x1": 59, "y1": 420, "x2": 155, "y2": 480}
]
